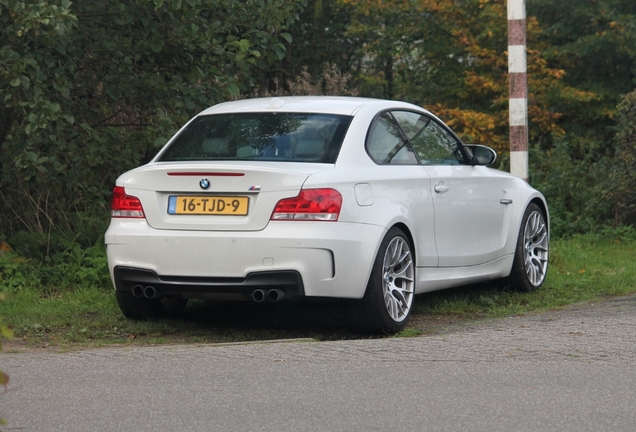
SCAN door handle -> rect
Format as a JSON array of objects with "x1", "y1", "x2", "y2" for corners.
[
  {"x1": 434, "y1": 184, "x2": 449, "y2": 193},
  {"x1": 500, "y1": 199, "x2": 513, "y2": 205}
]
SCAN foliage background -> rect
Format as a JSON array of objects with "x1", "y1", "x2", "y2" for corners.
[
  {"x1": 1, "y1": 0, "x2": 302, "y2": 253},
  {"x1": 1, "y1": 0, "x2": 635, "y2": 273}
]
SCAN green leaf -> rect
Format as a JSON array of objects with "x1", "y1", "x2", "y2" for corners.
[
  {"x1": 150, "y1": 41, "x2": 164, "y2": 53},
  {"x1": 26, "y1": 152, "x2": 39, "y2": 163},
  {"x1": 272, "y1": 43, "x2": 286, "y2": 60},
  {"x1": 227, "y1": 83, "x2": 240, "y2": 96},
  {"x1": 10, "y1": 79, "x2": 20, "y2": 87},
  {"x1": 279, "y1": 32, "x2": 292, "y2": 43},
  {"x1": 153, "y1": 137, "x2": 167, "y2": 147},
  {"x1": 238, "y1": 39, "x2": 251, "y2": 52}
]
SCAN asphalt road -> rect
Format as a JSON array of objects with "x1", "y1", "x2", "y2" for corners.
[{"x1": 2, "y1": 295, "x2": 635, "y2": 431}]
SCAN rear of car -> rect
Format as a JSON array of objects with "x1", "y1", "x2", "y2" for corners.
[{"x1": 105, "y1": 98, "x2": 386, "y2": 315}]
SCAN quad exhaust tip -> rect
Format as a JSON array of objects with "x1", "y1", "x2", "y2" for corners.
[{"x1": 135, "y1": 286, "x2": 284, "y2": 302}]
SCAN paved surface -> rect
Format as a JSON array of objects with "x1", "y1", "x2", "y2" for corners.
[{"x1": 1, "y1": 295, "x2": 636, "y2": 431}]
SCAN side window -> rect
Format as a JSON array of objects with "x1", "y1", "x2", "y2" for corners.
[
  {"x1": 366, "y1": 113, "x2": 418, "y2": 165},
  {"x1": 392, "y1": 111, "x2": 462, "y2": 165}
]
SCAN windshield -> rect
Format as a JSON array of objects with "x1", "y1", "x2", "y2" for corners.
[{"x1": 158, "y1": 112, "x2": 353, "y2": 163}]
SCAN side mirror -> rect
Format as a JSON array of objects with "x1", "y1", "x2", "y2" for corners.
[{"x1": 464, "y1": 144, "x2": 497, "y2": 166}]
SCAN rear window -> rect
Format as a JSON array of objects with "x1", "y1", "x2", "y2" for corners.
[{"x1": 158, "y1": 112, "x2": 353, "y2": 163}]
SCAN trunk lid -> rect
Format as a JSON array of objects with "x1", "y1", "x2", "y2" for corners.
[{"x1": 120, "y1": 162, "x2": 330, "y2": 231}]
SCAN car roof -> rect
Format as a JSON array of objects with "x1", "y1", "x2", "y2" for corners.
[{"x1": 199, "y1": 96, "x2": 428, "y2": 117}]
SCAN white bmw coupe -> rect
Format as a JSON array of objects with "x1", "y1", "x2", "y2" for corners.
[{"x1": 105, "y1": 96, "x2": 549, "y2": 332}]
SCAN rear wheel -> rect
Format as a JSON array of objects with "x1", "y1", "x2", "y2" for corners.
[
  {"x1": 353, "y1": 228, "x2": 415, "y2": 333},
  {"x1": 115, "y1": 291, "x2": 188, "y2": 320},
  {"x1": 509, "y1": 203, "x2": 549, "y2": 292}
]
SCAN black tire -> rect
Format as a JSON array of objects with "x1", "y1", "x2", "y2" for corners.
[
  {"x1": 509, "y1": 203, "x2": 549, "y2": 292},
  {"x1": 353, "y1": 227, "x2": 415, "y2": 334},
  {"x1": 115, "y1": 291, "x2": 188, "y2": 320}
]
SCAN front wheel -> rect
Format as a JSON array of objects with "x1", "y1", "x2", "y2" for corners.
[
  {"x1": 509, "y1": 203, "x2": 549, "y2": 292},
  {"x1": 353, "y1": 227, "x2": 415, "y2": 333}
]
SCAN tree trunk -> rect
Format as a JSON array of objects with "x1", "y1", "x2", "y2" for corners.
[{"x1": 385, "y1": 55, "x2": 394, "y2": 99}]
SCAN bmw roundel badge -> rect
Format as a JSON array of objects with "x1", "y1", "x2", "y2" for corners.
[{"x1": 199, "y1": 178, "x2": 210, "y2": 190}]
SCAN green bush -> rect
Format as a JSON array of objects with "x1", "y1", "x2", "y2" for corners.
[
  {"x1": 530, "y1": 89, "x2": 636, "y2": 237},
  {"x1": 529, "y1": 140, "x2": 607, "y2": 237},
  {"x1": 0, "y1": 0, "x2": 304, "y2": 242},
  {"x1": 0, "y1": 252, "x2": 36, "y2": 291},
  {"x1": 0, "y1": 239, "x2": 110, "y2": 291}
]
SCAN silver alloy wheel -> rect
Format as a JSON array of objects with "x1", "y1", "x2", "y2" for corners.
[
  {"x1": 523, "y1": 210, "x2": 549, "y2": 286},
  {"x1": 382, "y1": 236, "x2": 415, "y2": 322}
]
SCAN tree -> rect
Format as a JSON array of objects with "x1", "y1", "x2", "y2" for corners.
[
  {"x1": 330, "y1": 0, "x2": 590, "y2": 155},
  {"x1": 268, "y1": 0, "x2": 355, "y2": 92},
  {"x1": 0, "y1": 0, "x2": 304, "y2": 245},
  {"x1": 282, "y1": 0, "x2": 634, "y2": 156},
  {"x1": 607, "y1": 89, "x2": 636, "y2": 225},
  {"x1": 529, "y1": 0, "x2": 636, "y2": 146}
]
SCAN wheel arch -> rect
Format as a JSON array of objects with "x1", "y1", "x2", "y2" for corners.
[
  {"x1": 366, "y1": 222, "x2": 417, "y2": 283},
  {"x1": 390, "y1": 222, "x2": 416, "y2": 266},
  {"x1": 501, "y1": 192, "x2": 550, "y2": 264},
  {"x1": 529, "y1": 197, "x2": 549, "y2": 236}
]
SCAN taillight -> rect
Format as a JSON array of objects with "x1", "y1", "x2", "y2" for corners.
[
  {"x1": 271, "y1": 188, "x2": 342, "y2": 221},
  {"x1": 111, "y1": 186, "x2": 145, "y2": 218}
]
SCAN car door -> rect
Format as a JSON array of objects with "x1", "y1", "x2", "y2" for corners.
[
  {"x1": 365, "y1": 112, "x2": 438, "y2": 268},
  {"x1": 391, "y1": 111, "x2": 505, "y2": 267}
]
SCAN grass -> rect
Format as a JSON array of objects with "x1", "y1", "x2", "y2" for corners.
[
  {"x1": 1, "y1": 232, "x2": 634, "y2": 351},
  {"x1": 410, "y1": 232, "x2": 636, "y2": 321}
]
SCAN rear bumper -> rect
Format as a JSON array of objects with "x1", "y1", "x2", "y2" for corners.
[
  {"x1": 105, "y1": 220, "x2": 385, "y2": 299},
  {"x1": 114, "y1": 266, "x2": 304, "y2": 301}
]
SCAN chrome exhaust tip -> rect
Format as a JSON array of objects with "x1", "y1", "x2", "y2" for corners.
[
  {"x1": 132, "y1": 285, "x2": 144, "y2": 298},
  {"x1": 267, "y1": 289, "x2": 285, "y2": 302},
  {"x1": 252, "y1": 289, "x2": 266, "y2": 302},
  {"x1": 143, "y1": 286, "x2": 158, "y2": 299}
]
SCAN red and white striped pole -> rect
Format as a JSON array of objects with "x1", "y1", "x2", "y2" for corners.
[{"x1": 507, "y1": 0, "x2": 528, "y2": 181}]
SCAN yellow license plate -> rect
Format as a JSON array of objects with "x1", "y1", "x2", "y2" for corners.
[{"x1": 168, "y1": 196, "x2": 249, "y2": 215}]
